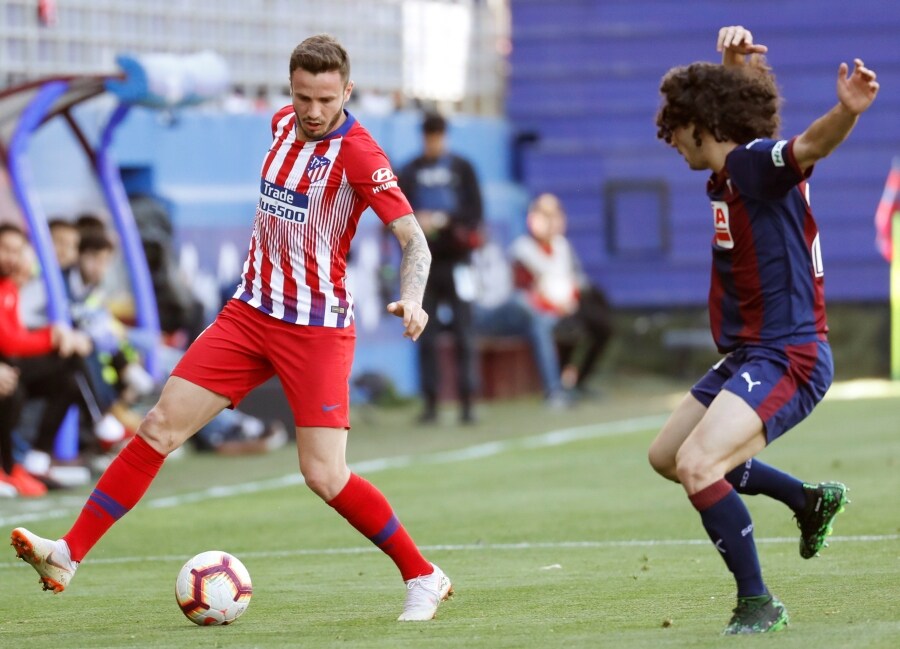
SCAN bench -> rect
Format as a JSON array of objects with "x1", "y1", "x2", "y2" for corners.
[{"x1": 436, "y1": 333, "x2": 542, "y2": 401}]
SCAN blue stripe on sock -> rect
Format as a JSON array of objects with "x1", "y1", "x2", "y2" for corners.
[
  {"x1": 88, "y1": 489, "x2": 129, "y2": 520},
  {"x1": 369, "y1": 514, "x2": 399, "y2": 546}
]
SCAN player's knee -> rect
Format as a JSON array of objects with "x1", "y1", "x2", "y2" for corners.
[
  {"x1": 301, "y1": 462, "x2": 345, "y2": 500},
  {"x1": 137, "y1": 407, "x2": 180, "y2": 455},
  {"x1": 674, "y1": 449, "x2": 713, "y2": 489},
  {"x1": 647, "y1": 441, "x2": 677, "y2": 480}
]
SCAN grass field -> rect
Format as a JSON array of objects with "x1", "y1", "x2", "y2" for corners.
[{"x1": 1, "y1": 375, "x2": 898, "y2": 648}]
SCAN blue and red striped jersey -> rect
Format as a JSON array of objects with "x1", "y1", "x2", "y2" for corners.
[{"x1": 706, "y1": 137, "x2": 828, "y2": 352}]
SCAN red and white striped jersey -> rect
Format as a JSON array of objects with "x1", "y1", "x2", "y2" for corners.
[{"x1": 234, "y1": 107, "x2": 412, "y2": 327}]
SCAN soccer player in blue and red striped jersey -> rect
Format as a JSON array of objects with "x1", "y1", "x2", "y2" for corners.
[
  {"x1": 11, "y1": 34, "x2": 451, "y2": 622},
  {"x1": 648, "y1": 26, "x2": 879, "y2": 634}
]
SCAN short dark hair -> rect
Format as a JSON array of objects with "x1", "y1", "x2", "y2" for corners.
[
  {"x1": 421, "y1": 112, "x2": 447, "y2": 135},
  {"x1": 289, "y1": 34, "x2": 350, "y2": 84},
  {"x1": 656, "y1": 59, "x2": 781, "y2": 147},
  {"x1": 0, "y1": 222, "x2": 25, "y2": 239},
  {"x1": 48, "y1": 218, "x2": 77, "y2": 233},
  {"x1": 78, "y1": 231, "x2": 114, "y2": 254},
  {"x1": 76, "y1": 212, "x2": 106, "y2": 237}
]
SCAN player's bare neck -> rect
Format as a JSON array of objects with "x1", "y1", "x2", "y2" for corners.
[{"x1": 708, "y1": 140, "x2": 738, "y2": 174}]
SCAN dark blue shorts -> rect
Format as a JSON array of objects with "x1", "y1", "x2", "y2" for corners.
[{"x1": 690, "y1": 341, "x2": 834, "y2": 443}]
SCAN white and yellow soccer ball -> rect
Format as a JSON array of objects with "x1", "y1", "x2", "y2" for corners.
[{"x1": 175, "y1": 550, "x2": 252, "y2": 625}]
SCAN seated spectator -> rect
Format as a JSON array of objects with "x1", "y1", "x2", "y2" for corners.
[
  {"x1": 18, "y1": 219, "x2": 79, "y2": 328},
  {"x1": 540, "y1": 197, "x2": 613, "y2": 395},
  {"x1": 0, "y1": 222, "x2": 94, "y2": 491},
  {"x1": 49, "y1": 218, "x2": 80, "y2": 276},
  {"x1": 508, "y1": 193, "x2": 613, "y2": 404},
  {"x1": 71, "y1": 220, "x2": 285, "y2": 460},
  {"x1": 0, "y1": 360, "x2": 46, "y2": 497},
  {"x1": 67, "y1": 228, "x2": 156, "y2": 449}
]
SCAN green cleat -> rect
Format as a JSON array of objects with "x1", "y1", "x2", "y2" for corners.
[
  {"x1": 723, "y1": 593, "x2": 789, "y2": 635},
  {"x1": 796, "y1": 481, "x2": 849, "y2": 559}
]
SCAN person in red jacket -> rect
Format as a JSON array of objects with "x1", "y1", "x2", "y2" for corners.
[{"x1": 0, "y1": 222, "x2": 92, "y2": 495}]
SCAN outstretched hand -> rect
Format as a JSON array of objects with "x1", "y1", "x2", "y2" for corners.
[
  {"x1": 717, "y1": 25, "x2": 767, "y2": 66},
  {"x1": 386, "y1": 299, "x2": 429, "y2": 341},
  {"x1": 837, "y1": 58, "x2": 879, "y2": 115}
]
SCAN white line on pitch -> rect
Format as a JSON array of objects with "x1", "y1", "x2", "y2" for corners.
[
  {"x1": 0, "y1": 414, "x2": 667, "y2": 527},
  {"x1": 1, "y1": 535, "x2": 897, "y2": 569}
]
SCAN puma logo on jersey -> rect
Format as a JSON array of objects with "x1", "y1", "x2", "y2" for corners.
[
  {"x1": 741, "y1": 372, "x2": 762, "y2": 392},
  {"x1": 711, "y1": 200, "x2": 733, "y2": 249}
]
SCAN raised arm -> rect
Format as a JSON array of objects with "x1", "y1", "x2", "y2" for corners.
[
  {"x1": 792, "y1": 58, "x2": 879, "y2": 172},
  {"x1": 385, "y1": 213, "x2": 432, "y2": 341},
  {"x1": 716, "y1": 25, "x2": 768, "y2": 67}
]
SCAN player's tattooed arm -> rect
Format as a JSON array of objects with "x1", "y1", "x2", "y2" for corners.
[
  {"x1": 392, "y1": 214, "x2": 431, "y2": 303},
  {"x1": 386, "y1": 214, "x2": 432, "y2": 340}
]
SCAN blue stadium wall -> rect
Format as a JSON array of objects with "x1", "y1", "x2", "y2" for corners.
[
  {"x1": 508, "y1": 0, "x2": 900, "y2": 307},
  {"x1": 25, "y1": 106, "x2": 528, "y2": 397}
]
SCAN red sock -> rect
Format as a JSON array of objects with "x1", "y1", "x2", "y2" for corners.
[
  {"x1": 327, "y1": 473, "x2": 432, "y2": 581},
  {"x1": 62, "y1": 436, "x2": 165, "y2": 562}
]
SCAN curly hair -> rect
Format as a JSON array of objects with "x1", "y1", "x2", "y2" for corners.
[
  {"x1": 656, "y1": 59, "x2": 781, "y2": 147},
  {"x1": 289, "y1": 34, "x2": 350, "y2": 84}
]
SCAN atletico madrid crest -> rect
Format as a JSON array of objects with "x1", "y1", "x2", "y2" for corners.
[{"x1": 306, "y1": 155, "x2": 332, "y2": 183}]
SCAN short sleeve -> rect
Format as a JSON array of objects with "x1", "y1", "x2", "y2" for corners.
[
  {"x1": 725, "y1": 137, "x2": 812, "y2": 200},
  {"x1": 344, "y1": 130, "x2": 413, "y2": 225}
]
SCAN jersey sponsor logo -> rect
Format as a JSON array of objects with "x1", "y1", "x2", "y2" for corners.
[
  {"x1": 306, "y1": 154, "x2": 332, "y2": 183},
  {"x1": 372, "y1": 180, "x2": 399, "y2": 194},
  {"x1": 771, "y1": 140, "x2": 787, "y2": 167},
  {"x1": 711, "y1": 200, "x2": 734, "y2": 249},
  {"x1": 259, "y1": 179, "x2": 310, "y2": 223},
  {"x1": 371, "y1": 167, "x2": 395, "y2": 183}
]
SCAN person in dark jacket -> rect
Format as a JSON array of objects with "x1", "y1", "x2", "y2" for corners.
[{"x1": 398, "y1": 112, "x2": 484, "y2": 424}]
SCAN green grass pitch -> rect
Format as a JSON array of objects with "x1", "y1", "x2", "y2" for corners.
[{"x1": 1, "y1": 376, "x2": 898, "y2": 648}]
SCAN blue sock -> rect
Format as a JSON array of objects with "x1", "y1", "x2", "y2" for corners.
[
  {"x1": 689, "y1": 479, "x2": 767, "y2": 598},
  {"x1": 725, "y1": 458, "x2": 806, "y2": 513}
]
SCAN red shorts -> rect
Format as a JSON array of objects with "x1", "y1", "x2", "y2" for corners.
[{"x1": 172, "y1": 299, "x2": 355, "y2": 428}]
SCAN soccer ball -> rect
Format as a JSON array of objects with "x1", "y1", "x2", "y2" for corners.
[{"x1": 175, "y1": 551, "x2": 252, "y2": 625}]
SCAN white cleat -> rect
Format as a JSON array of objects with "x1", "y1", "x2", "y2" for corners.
[
  {"x1": 397, "y1": 563, "x2": 452, "y2": 621},
  {"x1": 10, "y1": 528, "x2": 78, "y2": 593}
]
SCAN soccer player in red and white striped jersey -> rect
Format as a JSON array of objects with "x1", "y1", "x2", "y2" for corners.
[{"x1": 11, "y1": 34, "x2": 452, "y2": 622}]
